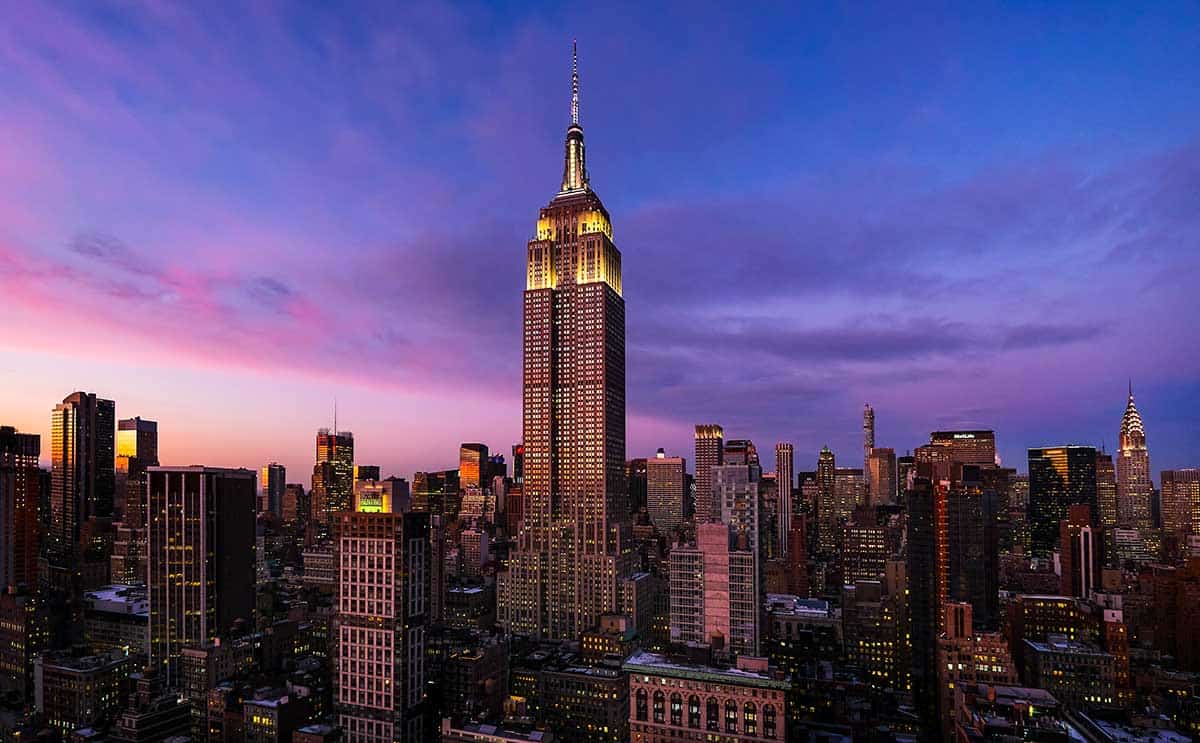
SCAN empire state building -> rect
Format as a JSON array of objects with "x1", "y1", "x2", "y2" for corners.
[{"x1": 498, "y1": 43, "x2": 633, "y2": 640}]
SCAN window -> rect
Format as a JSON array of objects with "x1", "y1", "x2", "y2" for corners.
[
  {"x1": 707, "y1": 698, "x2": 719, "y2": 731},
  {"x1": 688, "y1": 695, "x2": 700, "y2": 728},
  {"x1": 725, "y1": 699, "x2": 738, "y2": 733},
  {"x1": 765, "y1": 704, "x2": 777, "y2": 738},
  {"x1": 744, "y1": 702, "x2": 757, "y2": 735},
  {"x1": 636, "y1": 689, "x2": 648, "y2": 721},
  {"x1": 670, "y1": 693, "x2": 682, "y2": 726},
  {"x1": 653, "y1": 691, "x2": 665, "y2": 723}
]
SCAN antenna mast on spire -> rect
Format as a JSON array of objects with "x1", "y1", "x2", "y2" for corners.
[{"x1": 571, "y1": 39, "x2": 579, "y2": 126}]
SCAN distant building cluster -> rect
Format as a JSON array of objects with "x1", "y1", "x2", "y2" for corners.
[{"x1": 1, "y1": 46, "x2": 1198, "y2": 743}]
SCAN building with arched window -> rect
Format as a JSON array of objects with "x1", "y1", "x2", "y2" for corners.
[{"x1": 624, "y1": 651, "x2": 788, "y2": 742}]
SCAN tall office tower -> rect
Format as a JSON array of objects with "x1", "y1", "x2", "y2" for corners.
[
  {"x1": 906, "y1": 475, "x2": 946, "y2": 735},
  {"x1": 1161, "y1": 469, "x2": 1200, "y2": 541},
  {"x1": 333, "y1": 497, "x2": 429, "y2": 743},
  {"x1": 511, "y1": 444, "x2": 524, "y2": 486},
  {"x1": 115, "y1": 417, "x2": 158, "y2": 519},
  {"x1": 815, "y1": 446, "x2": 837, "y2": 553},
  {"x1": 459, "y1": 443, "x2": 489, "y2": 491},
  {"x1": 50, "y1": 392, "x2": 116, "y2": 563},
  {"x1": 498, "y1": 45, "x2": 633, "y2": 641},
  {"x1": 646, "y1": 449, "x2": 686, "y2": 538},
  {"x1": 896, "y1": 455, "x2": 915, "y2": 500},
  {"x1": 353, "y1": 464, "x2": 381, "y2": 482},
  {"x1": 1116, "y1": 385, "x2": 1153, "y2": 531},
  {"x1": 866, "y1": 447, "x2": 896, "y2": 507},
  {"x1": 110, "y1": 418, "x2": 158, "y2": 586},
  {"x1": 1060, "y1": 504, "x2": 1097, "y2": 599},
  {"x1": 693, "y1": 425, "x2": 724, "y2": 523},
  {"x1": 712, "y1": 462, "x2": 762, "y2": 558},
  {"x1": 840, "y1": 508, "x2": 887, "y2": 584},
  {"x1": 282, "y1": 483, "x2": 307, "y2": 527},
  {"x1": 669, "y1": 522, "x2": 759, "y2": 657},
  {"x1": 862, "y1": 403, "x2": 875, "y2": 473},
  {"x1": 1028, "y1": 446, "x2": 1097, "y2": 555},
  {"x1": 1, "y1": 427, "x2": 40, "y2": 591},
  {"x1": 929, "y1": 430, "x2": 997, "y2": 466},
  {"x1": 625, "y1": 458, "x2": 648, "y2": 515},
  {"x1": 945, "y1": 479, "x2": 993, "y2": 629},
  {"x1": 1096, "y1": 452, "x2": 1118, "y2": 534},
  {"x1": 260, "y1": 462, "x2": 285, "y2": 517},
  {"x1": 147, "y1": 467, "x2": 255, "y2": 688},
  {"x1": 775, "y1": 443, "x2": 794, "y2": 556},
  {"x1": 312, "y1": 429, "x2": 354, "y2": 531},
  {"x1": 723, "y1": 439, "x2": 760, "y2": 470}
]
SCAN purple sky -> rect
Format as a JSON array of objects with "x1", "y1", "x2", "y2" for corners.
[{"x1": 2, "y1": 2, "x2": 1198, "y2": 482}]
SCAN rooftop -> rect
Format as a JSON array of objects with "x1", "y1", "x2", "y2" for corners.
[{"x1": 624, "y1": 651, "x2": 790, "y2": 691}]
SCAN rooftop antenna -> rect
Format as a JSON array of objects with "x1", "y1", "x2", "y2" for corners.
[{"x1": 571, "y1": 39, "x2": 579, "y2": 126}]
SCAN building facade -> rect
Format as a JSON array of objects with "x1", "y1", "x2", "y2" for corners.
[
  {"x1": 499, "y1": 46, "x2": 633, "y2": 640},
  {"x1": 146, "y1": 466, "x2": 256, "y2": 687},
  {"x1": 693, "y1": 425, "x2": 724, "y2": 524},
  {"x1": 625, "y1": 652, "x2": 788, "y2": 743},
  {"x1": 646, "y1": 449, "x2": 686, "y2": 538},
  {"x1": 1027, "y1": 446, "x2": 1097, "y2": 556},
  {"x1": 333, "y1": 505, "x2": 430, "y2": 742},
  {"x1": 50, "y1": 391, "x2": 115, "y2": 564}
]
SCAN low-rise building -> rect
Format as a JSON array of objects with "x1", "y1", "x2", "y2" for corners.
[
  {"x1": 441, "y1": 718, "x2": 554, "y2": 742},
  {"x1": 83, "y1": 584, "x2": 149, "y2": 668},
  {"x1": 624, "y1": 651, "x2": 789, "y2": 743},
  {"x1": 1024, "y1": 635, "x2": 1117, "y2": 709},
  {"x1": 34, "y1": 649, "x2": 129, "y2": 736}
]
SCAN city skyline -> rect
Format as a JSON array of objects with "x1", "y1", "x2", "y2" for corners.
[
  {"x1": 2, "y1": 6, "x2": 1198, "y2": 742},
  {"x1": 2, "y1": 3, "x2": 1199, "y2": 481}
]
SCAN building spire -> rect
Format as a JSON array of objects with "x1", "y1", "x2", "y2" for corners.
[
  {"x1": 571, "y1": 39, "x2": 579, "y2": 126},
  {"x1": 559, "y1": 39, "x2": 588, "y2": 193}
]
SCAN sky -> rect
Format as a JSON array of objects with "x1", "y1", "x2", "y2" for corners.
[{"x1": 1, "y1": 1, "x2": 1198, "y2": 482}]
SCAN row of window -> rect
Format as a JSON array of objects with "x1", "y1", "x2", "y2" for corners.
[{"x1": 634, "y1": 690, "x2": 777, "y2": 737}]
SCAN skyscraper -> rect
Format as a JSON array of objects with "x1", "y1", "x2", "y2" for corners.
[
  {"x1": 866, "y1": 447, "x2": 896, "y2": 508},
  {"x1": 312, "y1": 429, "x2": 354, "y2": 532},
  {"x1": 146, "y1": 466, "x2": 255, "y2": 687},
  {"x1": 333, "y1": 493, "x2": 429, "y2": 741},
  {"x1": 260, "y1": 462, "x2": 285, "y2": 517},
  {"x1": 1116, "y1": 384, "x2": 1153, "y2": 532},
  {"x1": 1060, "y1": 504, "x2": 1097, "y2": 599},
  {"x1": 1160, "y1": 469, "x2": 1200, "y2": 541},
  {"x1": 50, "y1": 391, "x2": 115, "y2": 563},
  {"x1": 775, "y1": 442, "x2": 794, "y2": 556},
  {"x1": 906, "y1": 475, "x2": 946, "y2": 734},
  {"x1": 929, "y1": 430, "x2": 996, "y2": 466},
  {"x1": 459, "y1": 443, "x2": 489, "y2": 491},
  {"x1": 111, "y1": 417, "x2": 158, "y2": 586},
  {"x1": 115, "y1": 417, "x2": 157, "y2": 519},
  {"x1": 0, "y1": 426, "x2": 40, "y2": 591},
  {"x1": 669, "y1": 522, "x2": 759, "y2": 657},
  {"x1": 862, "y1": 403, "x2": 875, "y2": 473},
  {"x1": 815, "y1": 446, "x2": 837, "y2": 553},
  {"x1": 646, "y1": 449, "x2": 686, "y2": 538},
  {"x1": 498, "y1": 44, "x2": 633, "y2": 640},
  {"x1": 1028, "y1": 446, "x2": 1097, "y2": 555},
  {"x1": 693, "y1": 425, "x2": 724, "y2": 523}
]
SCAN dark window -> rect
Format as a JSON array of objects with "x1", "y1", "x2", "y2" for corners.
[
  {"x1": 725, "y1": 699, "x2": 738, "y2": 732},
  {"x1": 670, "y1": 693, "x2": 682, "y2": 726},
  {"x1": 765, "y1": 703, "x2": 777, "y2": 738},
  {"x1": 707, "y1": 698, "x2": 719, "y2": 731},
  {"x1": 635, "y1": 688, "x2": 647, "y2": 721},
  {"x1": 688, "y1": 695, "x2": 701, "y2": 728},
  {"x1": 653, "y1": 691, "x2": 665, "y2": 723}
]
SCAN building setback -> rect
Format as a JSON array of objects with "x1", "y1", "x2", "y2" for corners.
[{"x1": 499, "y1": 44, "x2": 633, "y2": 640}]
